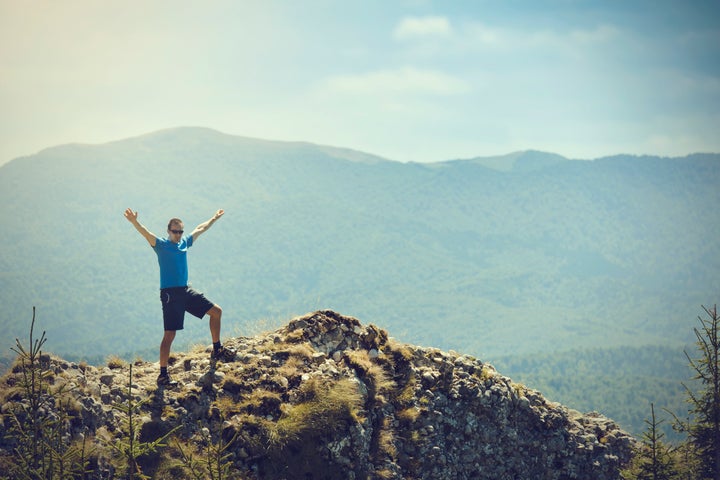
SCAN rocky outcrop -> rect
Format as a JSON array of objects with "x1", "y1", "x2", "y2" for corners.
[{"x1": 0, "y1": 311, "x2": 635, "y2": 479}]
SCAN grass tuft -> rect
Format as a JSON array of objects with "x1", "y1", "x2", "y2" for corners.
[
  {"x1": 265, "y1": 376, "x2": 363, "y2": 447},
  {"x1": 106, "y1": 355, "x2": 126, "y2": 369}
]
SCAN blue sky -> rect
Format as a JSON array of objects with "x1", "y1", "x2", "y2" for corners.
[{"x1": 1, "y1": 0, "x2": 718, "y2": 165}]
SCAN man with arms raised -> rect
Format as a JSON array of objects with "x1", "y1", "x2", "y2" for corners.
[{"x1": 124, "y1": 208, "x2": 235, "y2": 387}]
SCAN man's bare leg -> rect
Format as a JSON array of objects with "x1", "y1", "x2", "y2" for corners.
[
  {"x1": 207, "y1": 304, "x2": 222, "y2": 343},
  {"x1": 160, "y1": 330, "x2": 176, "y2": 367},
  {"x1": 208, "y1": 305, "x2": 235, "y2": 361}
]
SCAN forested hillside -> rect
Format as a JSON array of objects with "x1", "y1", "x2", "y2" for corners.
[
  {"x1": 1, "y1": 127, "x2": 718, "y2": 438},
  {"x1": 494, "y1": 345, "x2": 691, "y2": 441}
]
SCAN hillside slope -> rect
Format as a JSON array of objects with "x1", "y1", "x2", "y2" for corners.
[
  {"x1": 0, "y1": 311, "x2": 634, "y2": 479},
  {"x1": 1, "y1": 127, "x2": 717, "y2": 444},
  {"x1": 1, "y1": 127, "x2": 717, "y2": 363}
]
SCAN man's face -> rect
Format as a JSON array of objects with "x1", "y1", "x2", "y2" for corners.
[{"x1": 168, "y1": 222, "x2": 184, "y2": 243}]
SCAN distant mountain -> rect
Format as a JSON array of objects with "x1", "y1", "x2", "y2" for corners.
[
  {"x1": 1, "y1": 127, "x2": 718, "y2": 437},
  {"x1": 444, "y1": 150, "x2": 570, "y2": 172}
]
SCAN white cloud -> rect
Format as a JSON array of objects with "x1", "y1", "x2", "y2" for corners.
[
  {"x1": 394, "y1": 16, "x2": 452, "y2": 40},
  {"x1": 321, "y1": 67, "x2": 470, "y2": 96},
  {"x1": 458, "y1": 22, "x2": 622, "y2": 53}
]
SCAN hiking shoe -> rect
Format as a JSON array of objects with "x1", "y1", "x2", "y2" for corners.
[
  {"x1": 156, "y1": 373, "x2": 179, "y2": 388},
  {"x1": 211, "y1": 345, "x2": 236, "y2": 362}
]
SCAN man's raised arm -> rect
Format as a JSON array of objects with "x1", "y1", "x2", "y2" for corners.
[
  {"x1": 191, "y1": 209, "x2": 224, "y2": 242},
  {"x1": 124, "y1": 208, "x2": 157, "y2": 247}
]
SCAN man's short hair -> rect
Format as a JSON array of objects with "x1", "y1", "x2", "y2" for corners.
[{"x1": 167, "y1": 218, "x2": 183, "y2": 230}]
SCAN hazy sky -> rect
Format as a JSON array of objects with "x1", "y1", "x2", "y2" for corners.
[{"x1": 1, "y1": 0, "x2": 718, "y2": 165}]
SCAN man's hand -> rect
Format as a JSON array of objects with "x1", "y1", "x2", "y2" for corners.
[
  {"x1": 192, "y1": 209, "x2": 225, "y2": 241},
  {"x1": 124, "y1": 208, "x2": 139, "y2": 224},
  {"x1": 125, "y1": 208, "x2": 156, "y2": 246}
]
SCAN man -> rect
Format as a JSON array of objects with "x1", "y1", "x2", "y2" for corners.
[{"x1": 124, "y1": 208, "x2": 235, "y2": 387}]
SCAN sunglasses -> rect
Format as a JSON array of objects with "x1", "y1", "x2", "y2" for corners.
[{"x1": 170, "y1": 229, "x2": 184, "y2": 235}]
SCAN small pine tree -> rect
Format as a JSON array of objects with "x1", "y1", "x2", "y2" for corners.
[
  {"x1": 106, "y1": 363, "x2": 179, "y2": 479},
  {"x1": 174, "y1": 422, "x2": 239, "y2": 480},
  {"x1": 681, "y1": 304, "x2": 720, "y2": 480},
  {"x1": 4, "y1": 307, "x2": 92, "y2": 479},
  {"x1": 6, "y1": 307, "x2": 51, "y2": 478},
  {"x1": 632, "y1": 403, "x2": 678, "y2": 480}
]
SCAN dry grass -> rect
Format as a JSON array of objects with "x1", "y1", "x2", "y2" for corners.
[
  {"x1": 344, "y1": 350, "x2": 373, "y2": 372},
  {"x1": 162, "y1": 405, "x2": 178, "y2": 420},
  {"x1": 213, "y1": 394, "x2": 244, "y2": 417},
  {"x1": 55, "y1": 392, "x2": 83, "y2": 417},
  {"x1": 105, "y1": 355, "x2": 126, "y2": 369},
  {"x1": 386, "y1": 338, "x2": 415, "y2": 363},
  {"x1": 378, "y1": 417, "x2": 397, "y2": 459},
  {"x1": 511, "y1": 381, "x2": 529, "y2": 398},
  {"x1": 266, "y1": 340, "x2": 314, "y2": 360},
  {"x1": 284, "y1": 328, "x2": 306, "y2": 343},
  {"x1": 375, "y1": 468, "x2": 396, "y2": 479},
  {"x1": 397, "y1": 406, "x2": 421, "y2": 425},
  {"x1": 276, "y1": 354, "x2": 308, "y2": 380},
  {"x1": 344, "y1": 349, "x2": 396, "y2": 404},
  {"x1": 476, "y1": 365, "x2": 496, "y2": 382},
  {"x1": 396, "y1": 375, "x2": 417, "y2": 406},
  {"x1": 237, "y1": 388, "x2": 282, "y2": 414},
  {"x1": 369, "y1": 363, "x2": 395, "y2": 394},
  {"x1": 265, "y1": 376, "x2": 363, "y2": 447},
  {"x1": 285, "y1": 342, "x2": 314, "y2": 358}
]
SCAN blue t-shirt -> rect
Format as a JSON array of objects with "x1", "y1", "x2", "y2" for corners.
[{"x1": 153, "y1": 235, "x2": 193, "y2": 289}]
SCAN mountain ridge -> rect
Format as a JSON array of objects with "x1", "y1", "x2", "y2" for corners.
[
  {"x1": 12, "y1": 126, "x2": 717, "y2": 171},
  {"x1": 17, "y1": 127, "x2": 394, "y2": 169},
  {"x1": 438, "y1": 150, "x2": 571, "y2": 173}
]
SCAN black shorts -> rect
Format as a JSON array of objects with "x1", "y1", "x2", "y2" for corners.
[{"x1": 160, "y1": 286, "x2": 214, "y2": 331}]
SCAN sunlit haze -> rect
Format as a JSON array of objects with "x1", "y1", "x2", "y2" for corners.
[{"x1": 1, "y1": 0, "x2": 718, "y2": 165}]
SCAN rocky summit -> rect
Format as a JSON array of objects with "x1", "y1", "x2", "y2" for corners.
[{"x1": 0, "y1": 311, "x2": 635, "y2": 479}]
